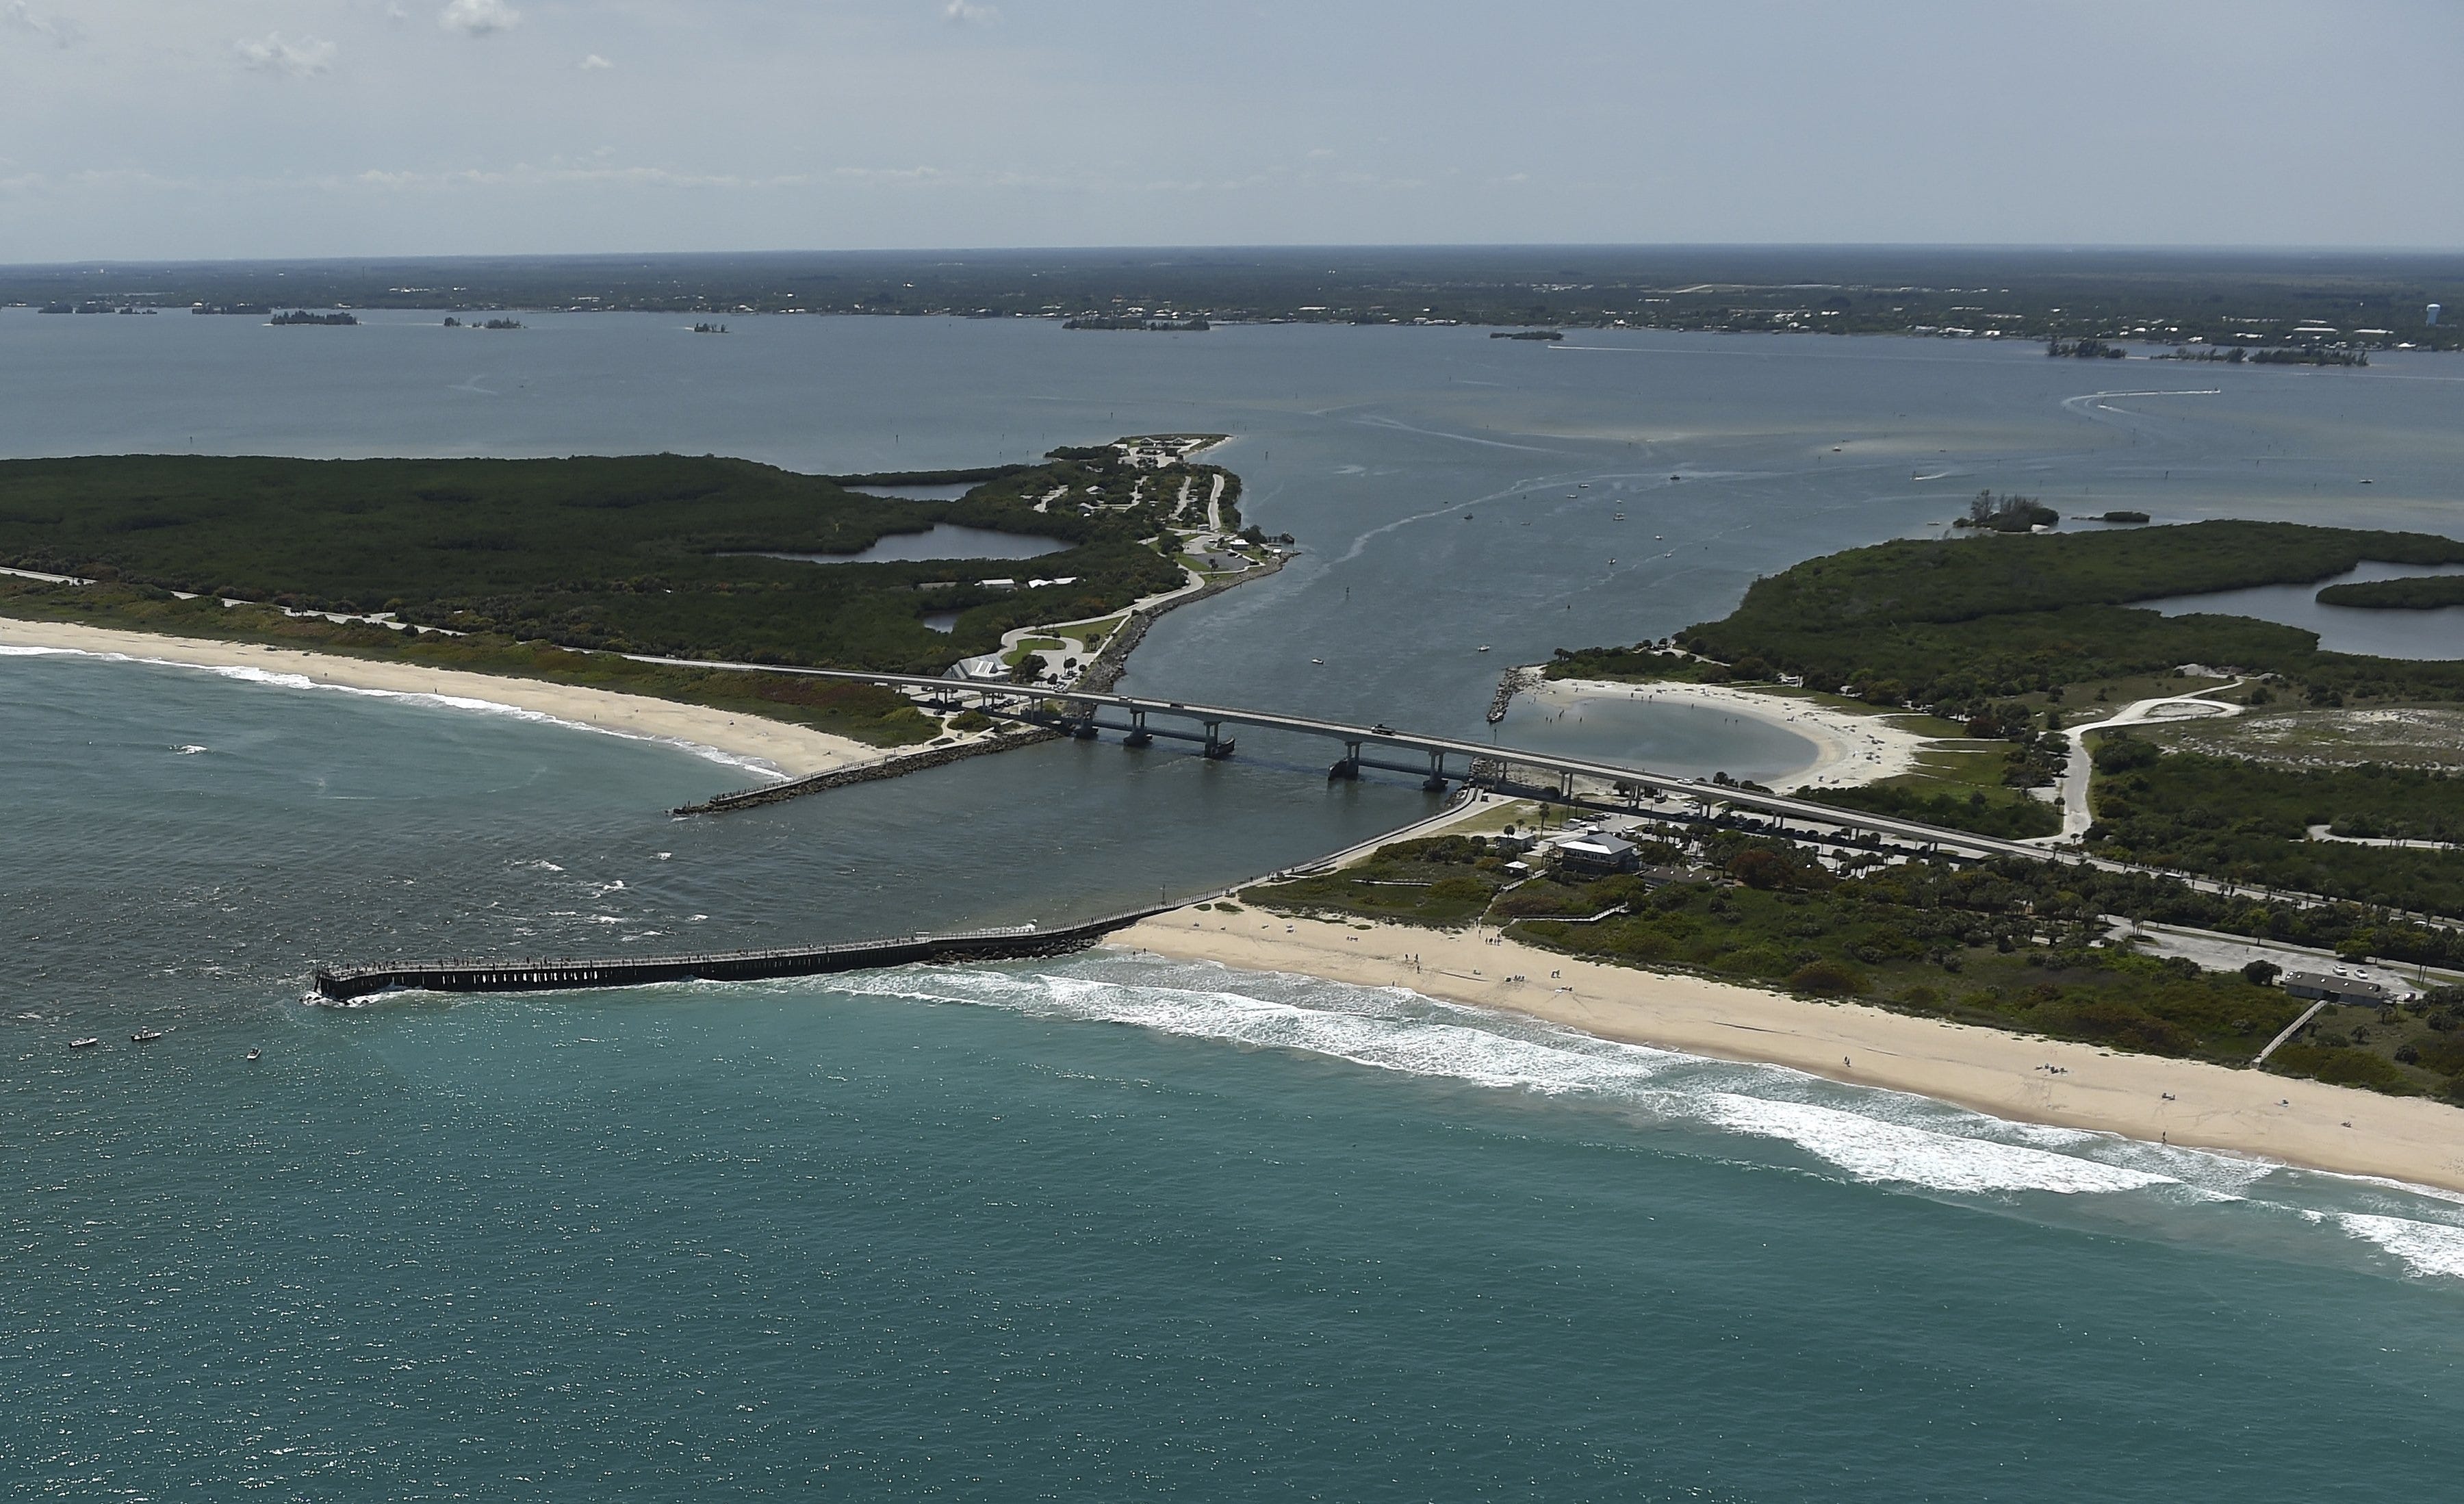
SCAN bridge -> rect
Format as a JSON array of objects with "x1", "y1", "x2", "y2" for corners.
[
  {"x1": 316, "y1": 664, "x2": 2450, "y2": 1002},
  {"x1": 655, "y1": 661, "x2": 2133, "y2": 868},
  {"x1": 634, "y1": 660, "x2": 2454, "y2": 921}
]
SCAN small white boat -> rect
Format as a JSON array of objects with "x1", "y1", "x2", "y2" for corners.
[
  {"x1": 1310, "y1": 658, "x2": 1324, "y2": 665},
  {"x1": 246, "y1": 1047, "x2": 262, "y2": 1062},
  {"x1": 1614, "y1": 512, "x2": 1626, "y2": 521},
  {"x1": 70, "y1": 1037, "x2": 99, "y2": 1049},
  {"x1": 1477, "y1": 645, "x2": 1491, "y2": 652},
  {"x1": 131, "y1": 1030, "x2": 164, "y2": 1043}
]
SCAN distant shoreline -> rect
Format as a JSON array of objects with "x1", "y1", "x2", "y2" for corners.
[{"x1": 0, "y1": 618, "x2": 886, "y2": 779}]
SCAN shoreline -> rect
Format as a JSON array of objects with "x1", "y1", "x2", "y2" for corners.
[
  {"x1": 1114, "y1": 908, "x2": 2464, "y2": 1195},
  {"x1": 1519, "y1": 674, "x2": 1935, "y2": 792},
  {"x1": 0, "y1": 617, "x2": 886, "y2": 779}
]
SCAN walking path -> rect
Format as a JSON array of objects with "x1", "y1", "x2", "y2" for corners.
[{"x1": 2029, "y1": 680, "x2": 2245, "y2": 844}]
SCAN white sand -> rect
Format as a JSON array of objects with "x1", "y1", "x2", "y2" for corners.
[
  {"x1": 0, "y1": 618, "x2": 887, "y2": 778},
  {"x1": 1118, "y1": 910, "x2": 2464, "y2": 1194},
  {"x1": 1522, "y1": 676, "x2": 1937, "y2": 791}
]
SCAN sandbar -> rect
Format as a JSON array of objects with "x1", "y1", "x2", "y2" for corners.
[
  {"x1": 0, "y1": 617, "x2": 884, "y2": 778},
  {"x1": 1116, "y1": 908, "x2": 2464, "y2": 1195}
]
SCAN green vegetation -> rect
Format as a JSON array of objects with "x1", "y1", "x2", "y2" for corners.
[
  {"x1": 0, "y1": 579, "x2": 935, "y2": 745},
  {"x1": 2317, "y1": 574, "x2": 2464, "y2": 611},
  {"x1": 1954, "y1": 490, "x2": 2058, "y2": 533},
  {"x1": 2086, "y1": 737, "x2": 2464, "y2": 915},
  {"x1": 1246, "y1": 830, "x2": 2464, "y2": 1099},
  {"x1": 1808, "y1": 780, "x2": 2060, "y2": 840},
  {"x1": 0, "y1": 448, "x2": 1215, "y2": 674},
  {"x1": 1556, "y1": 520, "x2": 2464, "y2": 905},
  {"x1": 1675, "y1": 521, "x2": 2464, "y2": 710}
]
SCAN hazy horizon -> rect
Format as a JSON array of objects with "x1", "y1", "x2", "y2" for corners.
[{"x1": 5, "y1": 1, "x2": 2459, "y2": 264}]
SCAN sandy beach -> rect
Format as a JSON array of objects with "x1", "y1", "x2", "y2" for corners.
[
  {"x1": 1116, "y1": 908, "x2": 2464, "y2": 1195},
  {"x1": 1522, "y1": 675, "x2": 1936, "y2": 792},
  {"x1": 0, "y1": 617, "x2": 886, "y2": 779}
]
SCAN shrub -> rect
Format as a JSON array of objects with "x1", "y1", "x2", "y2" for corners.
[
  {"x1": 2092, "y1": 735, "x2": 2162, "y2": 773},
  {"x1": 2268, "y1": 1043, "x2": 2420, "y2": 1094},
  {"x1": 1788, "y1": 959, "x2": 1869, "y2": 996}
]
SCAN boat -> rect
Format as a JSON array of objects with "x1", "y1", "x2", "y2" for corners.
[
  {"x1": 246, "y1": 1047, "x2": 262, "y2": 1062},
  {"x1": 131, "y1": 1029, "x2": 164, "y2": 1043},
  {"x1": 1477, "y1": 645, "x2": 1491, "y2": 652},
  {"x1": 70, "y1": 1037, "x2": 99, "y2": 1049},
  {"x1": 1310, "y1": 658, "x2": 1324, "y2": 665},
  {"x1": 1614, "y1": 512, "x2": 1626, "y2": 521}
]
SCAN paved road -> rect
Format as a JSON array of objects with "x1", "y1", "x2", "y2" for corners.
[
  {"x1": 2029, "y1": 680, "x2": 2246, "y2": 844},
  {"x1": 620, "y1": 663, "x2": 2456, "y2": 921}
]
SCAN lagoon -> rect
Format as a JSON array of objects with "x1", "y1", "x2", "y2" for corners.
[{"x1": 2144, "y1": 559, "x2": 2464, "y2": 659}]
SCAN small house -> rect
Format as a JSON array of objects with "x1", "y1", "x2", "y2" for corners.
[
  {"x1": 1554, "y1": 834, "x2": 1639, "y2": 875},
  {"x1": 2280, "y1": 969, "x2": 2398, "y2": 1006}
]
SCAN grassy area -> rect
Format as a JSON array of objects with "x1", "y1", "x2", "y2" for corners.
[
  {"x1": 1244, "y1": 828, "x2": 2464, "y2": 1100},
  {"x1": 1557, "y1": 522, "x2": 2464, "y2": 869},
  {"x1": 1808, "y1": 775, "x2": 2062, "y2": 839},
  {"x1": 0, "y1": 581, "x2": 937, "y2": 745},
  {"x1": 2084, "y1": 735, "x2": 2464, "y2": 915},
  {"x1": 0, "y1": 448, "x2": 1220, "y2": 674},
  {"x1": 2138, "y1": 703, "x2": 2464, "y2": 771}
]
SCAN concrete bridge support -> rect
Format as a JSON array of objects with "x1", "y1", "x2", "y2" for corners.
[
  {"x1": 1123, "y1": 708, "x2": 1153, "y2": 748},
  {"x1": 1201, "y1": 720, "x2": 1235, "y2": 759},
  {"x1": 1329, "y1": 739, "x2": 1363, "y2": 780}
]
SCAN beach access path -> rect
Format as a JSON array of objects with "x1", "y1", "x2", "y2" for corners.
[
  {"x1": 0, "y1": 617, "x2": 886, "y2": 779},
  {"x1": 1113, "y1": 908, "x2": 2464, "y2": 1194}
]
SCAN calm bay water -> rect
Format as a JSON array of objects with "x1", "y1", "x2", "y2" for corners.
[{"x1": 8, "y1": 313, "x2": 2464, "y2": 1499}]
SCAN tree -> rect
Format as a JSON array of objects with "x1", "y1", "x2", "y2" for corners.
[{"x1": 2242, "y1": 959, "x2": 2281, "y2": 987}]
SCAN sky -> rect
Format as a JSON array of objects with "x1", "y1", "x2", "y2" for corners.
[{"x1": 3, "y1": 0, "x2": 2461, "y2": 262}]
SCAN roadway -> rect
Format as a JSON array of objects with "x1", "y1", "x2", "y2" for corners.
[{"x1": 626, "y1": 658, "x2": 2402, "y2": 913}]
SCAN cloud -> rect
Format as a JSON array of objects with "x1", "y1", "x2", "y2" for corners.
[
  {"x1": 233, "y1": 32, "x2": 338, "y2": 77},
  {"x1": 942, "y1": 1, "x2": 998, "y2": 25},
  {"x1": 579, "y1": 53, "x2": 613, "y2": 70},
  {"x1": 439, "y1": 0, "x2": 519, "y2": 36},
  {"x1": 5, "y1": 1, "x2": 80, "y2": 47}
]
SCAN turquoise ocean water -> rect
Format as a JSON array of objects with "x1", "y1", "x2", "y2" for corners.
[{"x1": 7, "y1": 314, "x2": 2464, "y2": 1499}]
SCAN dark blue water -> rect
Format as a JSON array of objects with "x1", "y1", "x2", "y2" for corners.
[
  {"x1": 8, "y1": 315, "x2": 2464, "y2": 1499},
  {"x1": 2146, "y1": 560, "x2": 2464, "y2": 659}
]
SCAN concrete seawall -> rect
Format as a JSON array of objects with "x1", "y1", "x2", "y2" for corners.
[
  {"x1": 673, "y1": 726, "x2": 1061, "y2": 815},
  {"x1": 310, "y1": 904, "x2": 1192, "y2": 1004}
]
